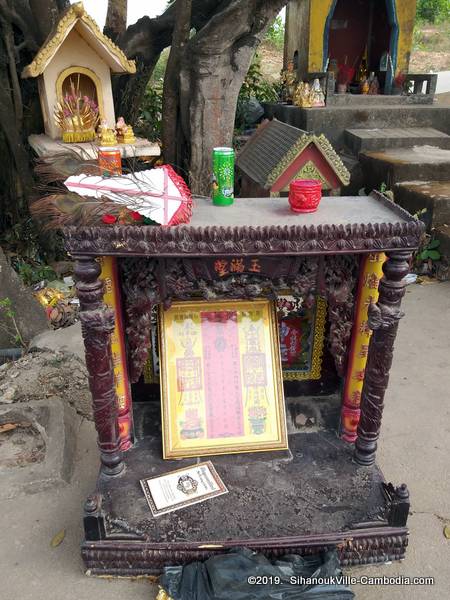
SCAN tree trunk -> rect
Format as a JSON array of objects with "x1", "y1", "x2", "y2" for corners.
[
  {"x1": 162, "y1": 0, "x2": 192, "y2": 169},
  {"x1": 115, "y1": 0, "x2": 222, "y2": 124},
  {"x1": 0, "y1": 0, "x2": 66, "y2": 234},
  {"x1": 178, "y1": 0, "x2": 288, "y2": 195},
  {"x1": 29, "y1": 0, "x2": 66, "y2": 42},
  {"x1": 105, "y1": 0, "x2": 128, "y2": 42}
]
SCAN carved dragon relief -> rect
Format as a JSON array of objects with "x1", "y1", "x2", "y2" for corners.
[
  {"x1": 322, "y1": 254, "x2": 360, "y2": 377},
  {"x1": 65, "y1": 220, "x2": 423, "y2": 257},
  {"x1": 120, "y1": 258, "x2": 161, "y2": 382},
  {"x1": 120, "y1": 254, "x2": 359, "y2": 383}
]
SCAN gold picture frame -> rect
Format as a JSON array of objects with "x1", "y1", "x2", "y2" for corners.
[{"x1": 159, "y1": 299, "x2": 288, "y2": 459}]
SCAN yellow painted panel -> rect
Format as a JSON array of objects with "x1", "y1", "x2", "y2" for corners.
[
  {"x1": 307, "y1": 0, "x2": 417, "y2": 75},
  {"x1": 308, "y1": 0, "x2": 334, "y2": 72},
  {"x1": 341, "y1": 253, "x2": 385, "y2": 442},
  {"x1": 396, "y1": 0, "x2": 417, "y2": 73}
]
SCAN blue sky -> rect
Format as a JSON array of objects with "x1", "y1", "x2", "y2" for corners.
[
  {"x1": 72, "y1": 0, "x2": 169, "y2": 27},
  {"x1": 73, "y1": 1, "x2": 285, "y2": 28}
]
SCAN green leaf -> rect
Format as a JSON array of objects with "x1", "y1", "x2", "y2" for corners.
[
  {"x1": 427, "y1": 239, "x2": 441, "y2": 250},
  {"x1": 419, "y1": 250, "x2": 430, "y2": 260},
  {"x1": 427, "y1": 250, "x2": 441, "y2": 261}
]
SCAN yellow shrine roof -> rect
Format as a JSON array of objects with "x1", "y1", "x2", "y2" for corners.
[{"x1": 22, "y1": 2, "x2": 136, "y2": 78}]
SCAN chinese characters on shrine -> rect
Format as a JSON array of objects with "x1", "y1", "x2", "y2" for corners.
[{"x1": 214, "y1": 258, "x2": 262, "y2": 277}]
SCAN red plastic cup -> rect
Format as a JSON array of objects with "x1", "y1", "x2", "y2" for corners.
[{"x1": 288, "y1": 179, "x2": 322, "y2": 213}]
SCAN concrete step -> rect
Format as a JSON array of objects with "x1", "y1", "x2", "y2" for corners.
[
  {"x1": 327, "y1": 94, "x2": 434, "y2": 107},
  {"x1": 264, "y1": 103, "x2": 450, "y2": 149},
  {"x1": 359, "y1": 146, "x2": 450, "y2": 191},
  {"x1": 345, "y1": 127, "x2": 450, "y2": 154},
  {"x1": 394, "y1": 180, "x2": 450, "y2": 232}
]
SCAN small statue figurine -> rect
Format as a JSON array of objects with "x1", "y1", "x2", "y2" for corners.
[
  {"x1": 293, "y1": 81, "x2": 312, "y2": 108},
  {"x1": 99, "y1": 118, "x2": 108, "y2": 135},
  {"x1": 368, "y1": 72, "x2": 380, "y2": 95},
  {"x1": 293, "y1": 81, "x2": 304, "y2": 107},
  {"x1": 115, "y1": 116, "x2": 136, "y2": 144},
  {"x1": 122, "y1": 124, "x2": 136, "y2": 145},
  {"x1": 357, "y1": 49, "x2": 368, "y2": 84},
  {"x1": 281, "y1": 60, "x2": 297, "y2": 104},
  {"x1": 302, "y1": 82, "x2": 312, "y2": 108},
  {"x1": 360, "y1": 78, "x2": 370, "y2": 95},
  {"x1": 310, "y1": 78, "x2": 325, "y2": 107},
  {"x1": 115, "y1": 116, "x2": 127, "y2": 139},
  {"x1": 99, "y1": 119, "x2": 118, "y2": 146}
]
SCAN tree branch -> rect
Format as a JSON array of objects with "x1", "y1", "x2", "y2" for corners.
[
  {"x1": 105, "y1": 0, "x2": 128, "y2": 42},
  {"x1": 0, "y1": 0, "x2": 39, "y2": 52},
  {"x1": 120, "y1": 0, "x2": 226, "y2": 63},
  {"x1": 114, "y1": 0, "x2": 226, "y2": 122},
  {"x1": 0, "y1": 15, "x2": 23, "y2": 126},
  {"x1": 29, "y1": 0, "x2": 64, "y2": 43},
  {"x1": 191, "y1": 0, "x2": 286, "y2": 53}
]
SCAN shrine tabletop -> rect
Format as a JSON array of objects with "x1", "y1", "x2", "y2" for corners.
[
  {"x1": 64, "y1": 192, "x2": 424, "y2": 257},
  {"x1": 189, "y1": 195, "x2": 408, "y2": 228}
]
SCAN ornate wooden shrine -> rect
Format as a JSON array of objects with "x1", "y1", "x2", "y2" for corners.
[{"x1": 65, "y1": 192, "x2": 424, "y2": 575}]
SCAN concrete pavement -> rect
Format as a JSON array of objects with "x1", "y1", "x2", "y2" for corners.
[
  {"x1": 1, "y1": 282, "x2": 449, "y2": 599},
  {"x1": 350, "y1": 280, "x2": 450, "y2": 598},
  {"x1": 435, "y1": 71, "x2": 450, "y2": 94}
]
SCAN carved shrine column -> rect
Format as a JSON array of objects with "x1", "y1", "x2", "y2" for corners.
[
  {"x1": 354, "y1": 250, "x2": 412, "y2": 466},
  {"x1": 74, "y1": 256, "x2": 123, "y2": 475}
]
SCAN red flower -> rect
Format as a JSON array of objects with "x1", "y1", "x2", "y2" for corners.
[
  {"x1": 102, "y1": 214, "x2": 117, "y2": 224},
  {"x1": 129, "y1": 210, "x2": 143, "y2": 222}
]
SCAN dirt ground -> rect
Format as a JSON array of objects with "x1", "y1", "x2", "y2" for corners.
[
  {"x1": 410, "y1": 23, "x2": 450, "y2": 73},
  {"x1": 0, "y1": 350, "x2": 92, "y2": 420},
  {"x1": 259, "y1": 44, "x2": 283, "y2": 82}
]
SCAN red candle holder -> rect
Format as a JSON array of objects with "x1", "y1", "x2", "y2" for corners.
[{"x1": 288, "y1": 179, "x2": 322, "y2": 213}]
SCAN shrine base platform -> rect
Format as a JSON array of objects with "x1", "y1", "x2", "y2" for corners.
[{"x1": 81, "y1": 399, "x2": 410, "y2": 576}]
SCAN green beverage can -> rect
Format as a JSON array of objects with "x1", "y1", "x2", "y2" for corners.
[{"x1": 212, "y1": 147, "x2": 235, "y2": 206}]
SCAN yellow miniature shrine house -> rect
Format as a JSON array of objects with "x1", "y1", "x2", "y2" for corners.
[
  {"x1": 284, "y1": 0, "x2": 416, "y2": 84},
  {"x1": 22, "y1": 2, "x2": 136, "y2": 140}
]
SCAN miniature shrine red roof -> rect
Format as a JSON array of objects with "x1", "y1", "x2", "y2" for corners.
[{"x1": 236, "y1": 119, "x2": 350, "y2": 189}]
